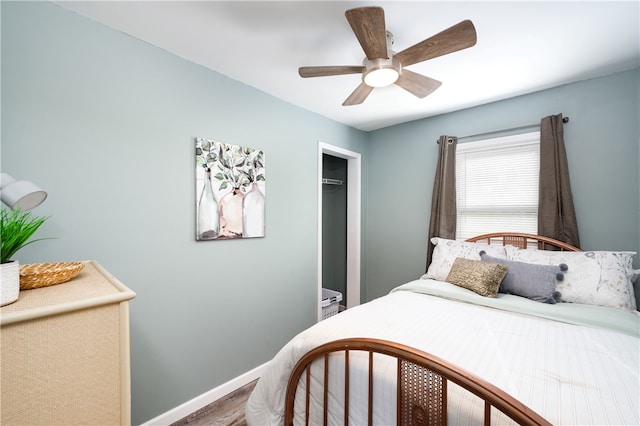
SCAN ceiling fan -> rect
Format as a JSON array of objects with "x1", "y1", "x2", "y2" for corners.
[{"x1": 298, "y1": 6, "x2": 477, "y2": 106}]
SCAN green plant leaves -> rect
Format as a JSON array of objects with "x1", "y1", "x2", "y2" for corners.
[
  {"x1": 0, "y1": 208, "x2": 51, "y2": 264},
  {"x1": 196, "y1": 137, "x2": 265, "y2": 191}
]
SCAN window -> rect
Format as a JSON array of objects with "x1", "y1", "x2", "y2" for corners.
[{"x1": 455, "y1": 132, "x2": 540, "y2": 240}]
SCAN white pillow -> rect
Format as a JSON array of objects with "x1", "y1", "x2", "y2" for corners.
[
  {"x1": 423, "y1": 237, "x2": 508, "y2": 282},
  {"x1": 505, "y1": 246, "x2": 637, "y2": 311}
]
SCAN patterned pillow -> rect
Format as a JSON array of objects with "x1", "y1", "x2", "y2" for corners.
[
  {"x1": 445, "y1": 257, "x2": 508, "y2": 298},
  {"x1": 480, "y1": 251, "x2": 565, "y2": 304},
  {"x1": 505, "y1": 246, "x2": 637, "y2": 310},
  {"x1": 423, "y1": 237, "x2": 508, "y2": 281}
]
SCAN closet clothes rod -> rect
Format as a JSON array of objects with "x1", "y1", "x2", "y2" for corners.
[
  {"x1": 439, "y1": 116, "x2": 570, "y2": 143},
  {"x1": 322, "y1": 178, "x2": 343, "y2": 185}
]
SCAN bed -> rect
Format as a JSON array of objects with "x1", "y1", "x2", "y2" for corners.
[{"x1": 246, "y1": 233, "x2": 640, "y2": 425}]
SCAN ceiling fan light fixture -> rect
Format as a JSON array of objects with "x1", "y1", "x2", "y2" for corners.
[
  {"x1": 363, "y1": 57, "x2": 400, "y2": 88},
  {"x1": 364, "y1": 68, "x2": 399, "y2": 87}
]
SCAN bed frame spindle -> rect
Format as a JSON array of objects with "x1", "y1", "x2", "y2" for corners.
[
  {"x1": 323, "y1": 354, "x2": 329, "y2": 426},
  {"x1": 304, "y1": 367, "x2": 310, "y2": 426},
  {"x1": 344, "y1": 349, "x2": 350, "y2": 426}
]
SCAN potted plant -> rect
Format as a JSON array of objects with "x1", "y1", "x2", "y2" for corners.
[{"x1": 0, "y1": 208, "x2": 49, "y2": 306}]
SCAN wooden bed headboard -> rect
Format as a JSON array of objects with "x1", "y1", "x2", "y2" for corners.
[{"x1": 465, "y1": 232, "x2": 581, "y2": 252}]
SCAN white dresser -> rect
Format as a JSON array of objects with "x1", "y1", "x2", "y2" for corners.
[{"x1": 0, "y1": 260, "x2": 136, "y2": 425}]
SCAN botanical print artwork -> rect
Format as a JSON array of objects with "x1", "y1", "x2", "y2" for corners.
[{"x1": 195, "y1": 138, "x2": 265, "y2": 240}]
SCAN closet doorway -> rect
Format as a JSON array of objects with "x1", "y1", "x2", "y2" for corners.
[{"x1": 317, "y1": 142, "x2": 361, "y2": 322}]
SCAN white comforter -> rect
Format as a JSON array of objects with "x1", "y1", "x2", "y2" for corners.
[{"x1": 246, "y1": 279, "x2": 640, "y2": 425}]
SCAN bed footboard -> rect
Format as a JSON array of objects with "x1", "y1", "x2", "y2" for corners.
[{"x1": 284, "y1": 338, "x2": 551, "y2": 426}]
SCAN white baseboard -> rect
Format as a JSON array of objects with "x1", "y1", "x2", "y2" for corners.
[{"x1": 141, "y1": 362, "x2": 268, "y2": 426}]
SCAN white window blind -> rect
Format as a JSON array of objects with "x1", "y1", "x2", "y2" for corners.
[{"x1": 455, "y1": 131, "x2": 540, "y2": 240}]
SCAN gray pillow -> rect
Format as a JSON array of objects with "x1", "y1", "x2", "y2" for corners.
[{"x1": 479, "y1": 251, "x2": 567, "y2": 304}]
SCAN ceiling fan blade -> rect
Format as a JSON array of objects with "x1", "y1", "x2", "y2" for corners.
[
  {"x1": 299, "y1": 66, "x2": 364, "y2": 78},
  {"x1": 345, "y1": 7, "x2": 388, "y2": 60},
  {"x1": 394, "y1": 20, "x2": 477, "y2": 67},
  {"x1": 342, "y1": 83, "x2": 374, "y2": 106},
  {"x1": 395, "y1": 69, "x2": 442, "y2": 98}
]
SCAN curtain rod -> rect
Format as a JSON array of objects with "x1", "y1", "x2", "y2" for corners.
[{"x1": 438, "y1": 116, "x2": 570, "y2": 143}]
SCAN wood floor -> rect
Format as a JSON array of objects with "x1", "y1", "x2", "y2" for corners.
[{"x1": 170, "y1": 379, "x2": 258, "y2": 426}]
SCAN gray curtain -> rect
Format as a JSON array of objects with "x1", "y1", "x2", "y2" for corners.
[
  {"x1": 427, "y1": 135, "x2": 457, "y2": 269},
  {"x1": 538, "y1": 113, "x2": 581, "y2": 248}
]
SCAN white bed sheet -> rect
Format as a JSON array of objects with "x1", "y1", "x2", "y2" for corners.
[{"x1": 246, "y1": 279, "x2": 640, "y2": 425}]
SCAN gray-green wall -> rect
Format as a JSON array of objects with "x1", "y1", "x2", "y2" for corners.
[
  {"x1": 2, "y1": 2, "x2": 639, "y2": 424},
  {"x1": 1, "y1": 2, "x2": 368, "y2": 423},
  {"x1": 366, "y1": 68, "x2": 640, "y2": 299}
]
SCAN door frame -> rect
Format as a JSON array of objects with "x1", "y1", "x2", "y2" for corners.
[{"x1": 317, "y1": 142, "x2": 361, "y2": 322}]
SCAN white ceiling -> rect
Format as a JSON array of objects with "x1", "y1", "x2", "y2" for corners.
[{"x1": 54, "y1": 1, "x2": 640, "y2": 132}]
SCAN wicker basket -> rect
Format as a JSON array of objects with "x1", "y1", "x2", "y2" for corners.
[{"x1": 19, "y1": 262, "x2": 85, "y2": 290}]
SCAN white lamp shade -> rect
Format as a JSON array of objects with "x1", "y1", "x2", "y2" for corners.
[{"x1": 0, "y1": 173, "x2": 48, "y2": 211}]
